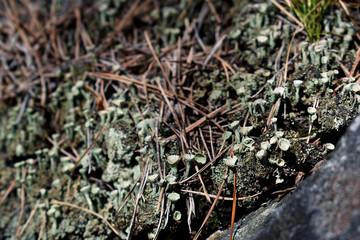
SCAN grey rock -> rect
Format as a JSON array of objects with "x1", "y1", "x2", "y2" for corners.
[{"x1": 216, "y1": 116, "x2": 360, "y2": 240}]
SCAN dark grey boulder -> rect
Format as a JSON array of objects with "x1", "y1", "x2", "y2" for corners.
[{"x1": 215, "y1": 116, "x2": 360, "y2": 240}]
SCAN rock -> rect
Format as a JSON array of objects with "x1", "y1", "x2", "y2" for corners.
[{"x1": 215, "y1": 116, "x2": 360, "y2": 240}]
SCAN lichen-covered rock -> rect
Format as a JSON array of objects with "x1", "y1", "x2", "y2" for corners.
[{"x1": 216, "y1": 115, "x2": 360, "y2": 240}]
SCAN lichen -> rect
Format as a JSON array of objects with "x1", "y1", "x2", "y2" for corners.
[{"x1": 1, "y1": 1, "x2": 359, "y2": 239}]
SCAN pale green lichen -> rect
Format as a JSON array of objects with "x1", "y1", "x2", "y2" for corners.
[
  {"x1": 194, "y1": 153, "x2": 207, "y2": 165},
  {"x1": 1, "y1": 1, "x2": 360, "y2": 239},
  {"x1": 278, "y1": 138, "x2": 290, "y2": 151}
]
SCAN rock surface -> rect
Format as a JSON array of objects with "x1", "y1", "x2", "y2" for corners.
[{"x1": 215, "y1": 115, "x2": 360, "y2": 240}]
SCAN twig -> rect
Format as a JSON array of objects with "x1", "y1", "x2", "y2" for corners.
[
  {"x1": 94, "y1": 0, "x2": 148, "y2": 54},
  {"x1": 209, "y1": 125, "x2": 215, "y2": 159},
  {"x1": 37, "y1": 209, "x2": 46, "y2": 240},
  {"x1": 271, "y1": 0, "x2": 304, "y2": 28},
  {"x1": 350, "y1": 48, "x2": 360, "y2": 78},
  {"x1": 19, "y1": 200, "x2": 40, "y2": 237},
  {"x1": 193, "y1": 166, "x2": 229, "y2": 240},
  {"x1": 144, "y1": 31, "x2": 178, "y2": 97},
  {"x1": 205, "y1": 0, "x2": 221, "y2": 24},
  {"x1": 155, "y1": 118, "x2": 164, "y2": 180},
  {"x1": 90, "y1": 72, "x2": 219, "y2": 119},
  {"x1": 230, "y1": 172, "x2": 237, "y2": 240},
  {"x1": 0, "y1": 180, "x2": 16, "y2": 205},
  {"x1": 154, "y1": 77, "x2": 182, "y2": 130},
  {"x1": 180, "y1": 190, "x2": 261, "y2": 201},
  {"x1": 339, "y1": 0, "x2": 360, "y2": 30},
  {"x1": 117, "y1": 175, "x2": 142, "y2": 214},
  {"x1": 154, "y1": 190, "x2": 165, "y2": 240},
  {"x1": 283, "y1": 27, "x2": 302, "y2": 85},
  {"x1": 127, "y1": 157, "x2": 151, "y2": 240},
  {"x1": 276, "y1": 15, "x2": 307, "y2": 35},
  {"x1": 194, "y1": 163, "x2": 212, "y2": 203},
  {"x1": 15, "y1": 183, "x2": 25, "y2": 237},
  {"x1": 14, "y1": 92, "x2": 29, "y2": 125},
  {"x1": 203, "y1": 35, "x2": 227, "y2": 66},
  {"x1": 70, "y1": 176, "x2": 81, "y2": 203},
  {"x1": 336, "y1": 58, "x2": 350, "y2": 77},
  {"x1": 167, "y1": 104, "x2": 228, "y2": 140},
  {"x1": 180, "y1": 144, "x2": 232, "y2": 184},
  {"x1": 47, "y1": 136, "x2": 77, "y2": 162},
  {"x1": 275, "y1": 40, "x2": 285, "y2": 73},
  {"x1": 100, "y1": 78, "x2": 109, "y2": 110},
  {"x1": 199, "y1": 128, "x2": 212, "y2": 161}
]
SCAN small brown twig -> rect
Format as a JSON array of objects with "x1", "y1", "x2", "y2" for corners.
[
  {"x1": 180, "y1": 144, "x2": 232, "y2": 184},
  {"x1": 154, "y1": 118, "x2": 164, "y2": 180},
  {"x1": 15, "y1": 183, "x2": 26, "y2": 237},
  {"x1": 339, "y1": 0, "x2": 360, "y2": 30},
  {"x1": 0, "y1": 180, "x2": 16, "y2": 205},
  {"x1": 127, "y1": 157, "x2": 151, "y2": 240},
  {"x1": 230, "y1": 172, "x2": 237, "y2": 240},
  {"x1": 37, "y1": 209, "x2": 46, "y2": 240},
  {"x1": 350, "y1": 48, "x2": 360, "y2": 78},
  {"x1": 271, "y1": 0, "x2": 304, "y2": 28},
  {"x1": 205, "y1": 0, "x2": 221, "y2": 24},
  {"x1": 199, "y1": 128, "x2": 212, "y2": 161},
  {"x1": 167, "y1": 104, "x2": 228, "y2": 140},
  {"x1": 18, "y1": 200, "x2": 40, "y2": 237},
  {"x1": 203, "y1": 35, "x2": 227, "y2": 67},
  {"x1": 181, "y1": 190, "x2": 262, "y2": 201},
  {"x1": 194, "y1": 163, "x2": 212, "y2": 204},
  {"x1": 117, "y1": 174, "x2": 142, "y2": 214},
  {"x1": 193, "y1": 166, "x2": 229, "y2": 240}
]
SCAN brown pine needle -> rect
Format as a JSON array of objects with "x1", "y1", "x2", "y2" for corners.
[
  {"x1": 167, "y1": 104, "x2": 228, "y2": 140},
  {"x1": 194, "y1": 163, "x2": 212, "y2": 203},
  {"x1": 90, "y1": 72, "x2": 225, "y2": 131},
  {"x1": 37, "y1": 210, "x2": 46, "y2": 240},
  {"x1": 117, "y1": 174, "x2": 142, "y2": 214},
  {"x1": 0, "y1": 180, "x2": 16, "y2": 205},
  {"x1": 230, "y1": 172, "x2": 237, "y2": 240},
  {"x1": 15, "y1": 183, "x2": 26, "y2": 237},
  {"x1": 206, "y1": 0, "x2": 221, "y2": 24},
  {"x1": 181, "y1": 189, "x2": 261, "y2": 201},
  {"x1": 180, "y1": 144, "x2": 232, "y2": 184},
  {"x1": 127, "y1": 157, "x2": 151, "y2": 240},
  {"x1": 350, "y1": 49, "x2": 360, "y2": 78},
  {"x1": 144, "y1": 31, "x2": 177, "y2": 96},
  {"x1": 199, "y1": 128, "x2": 212, "y2": 161},
  {"x1": 19, "y1": 200, "x2": 40, "y2": 237},
  {"x1": 203, "y1": 35, "x2": 227, "y2": 66},
  {"x1": 154, "y1": 77, "x2": 182, "y2": 130},
  {"x1": 339, "y1": 0, "x2": 360, "y2": 30},
  {"x1": 193, "y1": 166, "x2": 229, "y2": 240},
  {"x1": 271, "y1": 0, "x2": 304, "y2": 28},
  {"x1": 283, "y1": 27, "x2": 302, "y2": 85}
]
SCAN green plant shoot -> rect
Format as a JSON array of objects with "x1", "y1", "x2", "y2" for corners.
[{"x1": 286, "y1": 0, "x2": 333, "y2": 42}]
